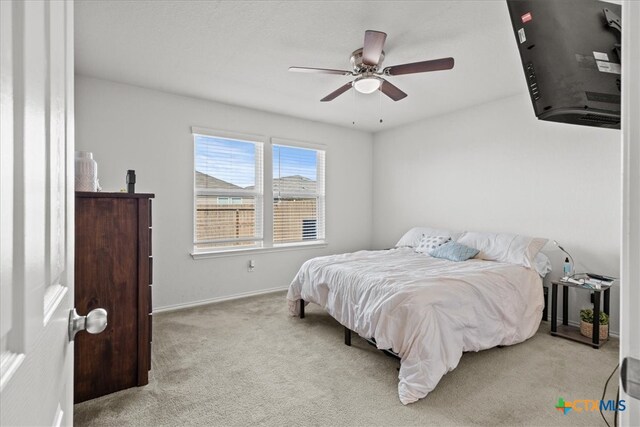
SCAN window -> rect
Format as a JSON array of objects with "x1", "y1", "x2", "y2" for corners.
[
  {"x1": 273, "y1": 144, "x2": 325, "y2": 245},
  {"x1": 217, "y1": 197, "x2": 243, "y2": 205},
  {"x1": 192, "y1": 130, "x2": 325, "y2": 254},
  {"x1": 193, "y1": 133, "x2": 263, "y2": 251}
]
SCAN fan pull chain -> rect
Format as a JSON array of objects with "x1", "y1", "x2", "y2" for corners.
[
  {"x1": 352, "y1": 87, "x2": 356, "y2": 125},
  {"x1": 379, "y1": 89, "x2": 383, "y2": 124}
]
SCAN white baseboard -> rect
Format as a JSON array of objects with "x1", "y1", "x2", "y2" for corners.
[{"x1": 154, "y1": 286, "x2": 289, "y2": 313}]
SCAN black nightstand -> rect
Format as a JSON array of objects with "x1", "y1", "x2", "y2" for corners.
[{"x1": 550, "y1": 280, "x2": 611, "y2": 348}]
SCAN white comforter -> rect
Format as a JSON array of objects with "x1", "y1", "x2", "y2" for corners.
[{"x1": 286, "y1": 248, "x2": 543, "y2": 405}]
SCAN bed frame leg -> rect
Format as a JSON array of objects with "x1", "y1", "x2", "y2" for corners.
[
  {"x1": 344, "y1": 327, "x2": 351, "y2": 346},
  {"x1": 299, "y1": 299, "x2": 305, "y2": 319}
]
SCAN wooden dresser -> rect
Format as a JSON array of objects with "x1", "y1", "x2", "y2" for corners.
[{"x1": 74, "y1": 192, "x2": 154, "y2": 403}]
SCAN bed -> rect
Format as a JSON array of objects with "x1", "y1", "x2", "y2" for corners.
[{"x1": 286, "y1": 229, "x2": 547, "y2": 405}]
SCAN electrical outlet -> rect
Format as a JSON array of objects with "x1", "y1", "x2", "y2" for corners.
[{"x1": 248, "y1": 259, "x2": 255, "y2": 272}]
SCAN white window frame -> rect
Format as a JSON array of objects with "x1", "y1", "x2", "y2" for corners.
[
  {"x1": 191, "y1": 127, "x2": 265, "y2": 252},
  {"x1": 190, "y1": 130, "x2": 327, "y2": 258},
  {"x1": 271, "y1": 139, "x2": 326, "y2": 247}
]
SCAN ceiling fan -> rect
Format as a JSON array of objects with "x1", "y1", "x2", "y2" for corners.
[{"x1": 289, "y1": 30, "x2": 455, "y2": 102}]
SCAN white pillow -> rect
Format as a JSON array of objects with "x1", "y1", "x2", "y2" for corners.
[
  {"x1": 396, "y1": 227, "x2": 462, "y2": 248},
  {"x1": 415, "y1": 236, "x2": 451, "y2": 254},
  {"x1": 456, "y1": 231, "x2": 548, "y2": 269},
  {"x1": 533, "y1": 252, "x2": 552, "y2": 277}
]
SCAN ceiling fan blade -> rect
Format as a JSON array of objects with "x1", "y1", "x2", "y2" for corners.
[
  {"x1": 380, "y1": 79, "x2": 408, "y2": 101},
  {"x1": 320, "y1": 82, "x2": 353, "y2": 102},
  {"x1": 362, "y1": 30, "x2": 387, "y2": 66},
  {"x1": 289, "y1": 66, "x2": 352, "y2": 76},
  {"x1": 384, "y1": 57, "x2": 455, "y2": 76}
]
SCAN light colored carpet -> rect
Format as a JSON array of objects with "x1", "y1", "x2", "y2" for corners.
[{"x1": 75, "y1": 291, "x2": 619, "y2": 426}]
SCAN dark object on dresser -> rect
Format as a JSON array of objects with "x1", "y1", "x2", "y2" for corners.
[
  {"x1": 74, "y1": 191, "x2": 154, "y2": 403},
  {"x1": 126, "y1": 170, "x2": 136, "y2": 193}
]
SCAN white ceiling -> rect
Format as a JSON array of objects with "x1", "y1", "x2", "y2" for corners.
[{"x1": 75, "y1": 1, "x2": 526, "y2": 132}]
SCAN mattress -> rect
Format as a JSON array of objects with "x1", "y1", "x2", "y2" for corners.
[{"x1": 287, "y1": 247, "x2": 543, "y2": 405}]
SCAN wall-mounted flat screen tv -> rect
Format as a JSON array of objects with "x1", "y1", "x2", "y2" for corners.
[{"x1": 506, "y1": 0, "x2": 621, "y2": 129}]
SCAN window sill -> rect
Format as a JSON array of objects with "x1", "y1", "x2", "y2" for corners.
[{"x1": 190, "y1": 241, "x2": 328, "y2": 259}]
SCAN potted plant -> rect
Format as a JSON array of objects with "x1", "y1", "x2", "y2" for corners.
[{"x1": 579, "y1": 308, "x2": 609, "y2": 340}]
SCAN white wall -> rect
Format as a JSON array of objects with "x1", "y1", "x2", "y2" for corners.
[
  {"x1": 373, "y1": 93, "x2": 622, "y2": 334},
  {"x1": 76, "y1": 75, "x2": 622, "y2": 334},
  {"x1": 75, "y1": 75, "x2": 373, "y2": 311}
]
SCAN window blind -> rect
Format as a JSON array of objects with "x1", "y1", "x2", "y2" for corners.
[
  {"x1": 194, "y1": 134, "x2": 263, "y2": 250},
  {"x1": 272, "y1": 144, "x2": 325, "y2": 245}
]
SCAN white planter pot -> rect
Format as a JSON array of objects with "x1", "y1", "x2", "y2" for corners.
[{"x1": 75, "y1": 151, "x2": 98, "y2": 191}]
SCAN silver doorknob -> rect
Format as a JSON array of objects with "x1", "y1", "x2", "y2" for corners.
[{"x1": 68, "y1": 308, "x2": 108, "y2": 341}]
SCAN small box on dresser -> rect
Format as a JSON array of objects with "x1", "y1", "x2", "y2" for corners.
[{"x1": 74, "y1": 191, "x2": 154, "y2": 403}]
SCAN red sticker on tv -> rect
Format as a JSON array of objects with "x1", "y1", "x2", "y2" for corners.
[{"x1": 521, "y1": 12, "x2": 532, "y2": 23}]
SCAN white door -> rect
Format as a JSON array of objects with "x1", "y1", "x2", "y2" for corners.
[
  {"x1": 620, "y1": 2, "x2": 640, "y2": 426},
  {"x1": 1, "y1": 1, "x2": 76, "y2": 425}
]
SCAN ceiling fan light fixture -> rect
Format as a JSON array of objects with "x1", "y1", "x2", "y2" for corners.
[
  {"x1": 290, "y1": 30, "x2": 454, "y2": 103},
  {"x1": 353, "y1": 76, "x2": 381, "y2": 94}
]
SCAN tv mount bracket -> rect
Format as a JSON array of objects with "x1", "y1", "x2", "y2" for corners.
[{"x1": 603, "y1": 7, "x2": 621, "y2": 61}]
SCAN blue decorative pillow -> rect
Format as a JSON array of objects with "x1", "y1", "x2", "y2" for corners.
[{"x1": 430, "y1": 241, "x2": 479, "y2": 262}]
